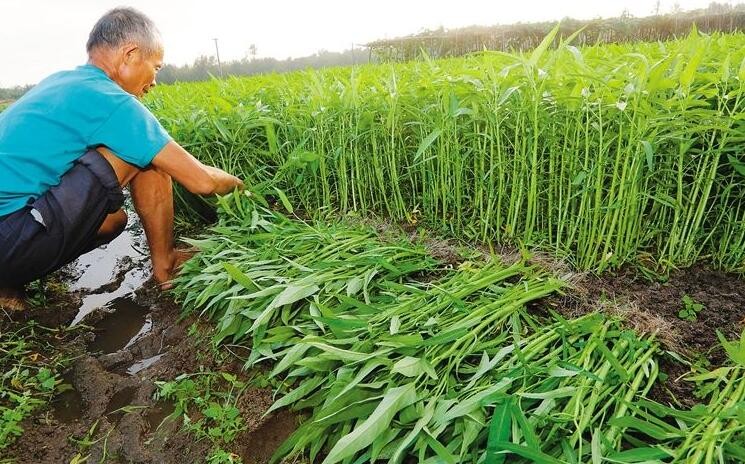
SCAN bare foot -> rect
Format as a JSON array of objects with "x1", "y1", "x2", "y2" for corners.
[
  {"x1": 0, "y1": 286, "x2": 26, "y2": 311},
  {"x1": 154, "y1": 247, "x2": 197, "y2": 290}
]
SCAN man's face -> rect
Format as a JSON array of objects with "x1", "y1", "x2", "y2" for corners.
[{"x1": 117, "y1": 45, "x2": 164, "y2": 98}]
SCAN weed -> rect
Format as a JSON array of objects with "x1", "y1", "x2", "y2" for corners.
[
  {"x1": 678, "y1": 294, "x2": 705, "y2": 321},
  {"x1": 155, "y1": 371, "x2": 247, "y2": 450},
  {"x1": 0, "y1": 322, "x2": 75, "y2": 449}
]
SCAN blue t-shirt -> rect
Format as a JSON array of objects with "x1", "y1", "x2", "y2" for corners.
[{"x1": 0, "y1": 64, "x2": 172, "y2": 216}]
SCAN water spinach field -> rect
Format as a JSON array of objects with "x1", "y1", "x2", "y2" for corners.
[{"x1": 3, "y1": 28, "x2": 745, "y2": 463}]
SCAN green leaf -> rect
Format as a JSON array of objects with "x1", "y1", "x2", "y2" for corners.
[
  {"x1": 273, "y1": 187, "x2": 294, "y2": 213},
  {"x1": 270, "y1": 343, "x2": 312, "y2": 377},
  {"x1": 595, "y1": 342, "x2": 629, "y2": 381},
  {"x1": 518, "y1": 387, "x2": 576, "y2": 400},
  {"x1": 346, "y1": 277, "x2": 363, "y2": 296},
  {"x1": 389, "y1": 398, "x2": 436, "y2": 464},
  {"x1": 265, "y1": 376, "x2": 325, "y2": 416},
  {"x1": 485, "y1": 397, "x2": 512, "y2": 464},
  {"x1": 728, "y1": 155, "x2": 745, "y2": 178},
  {"x1": 389, "y1": 315, "x2": 401, "y2": 335},
  {"x1": 392, "y1": 357, "x2": 424, "y2": 378},
  {"x1": 440, "y1": 377, "x2": 513, "y2": 424},
  {"x1": 490, "y1": 441, "x2": 564, "y2": 464},
  {"x1": 424, "y1": 428, "x2": 457, "y2": 464},
  {"x1": 307, "y1": 342, "x2": 369, "y2": 362},
  {"x1": 413, "y1": 129, "x2": 442, "y2": 162},
  {"x1": 322, "y1": 384, "x2": 417, "y2": 464},
  {"x1": 267, "y1": 283, "x2": 320, "y2": 310},
  {"x1": 607, "y1": 416, "x2": 678, "y2": 440},
  {"x1": 607, "y1": 447, "x2": 672, "y2": 462},
  {"x1": 591, "y1": 429, "x2": 602, "y2": 464},
  {"x1": 222, "y1": 262, "x2": 256, "y2": 290},
  {"x1": 640, "y1": 140, "x2": 654, "y2": 171},
  {"x1": 528, "y1": 23, "x2": 560, "y2": 68}
]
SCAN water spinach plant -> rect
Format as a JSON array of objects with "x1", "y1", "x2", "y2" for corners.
[
  {"x1": 173, "y1": 195, "x2": 699, "y2": 463},
  {"x1": 152, "y1": 29, "x2": 745, "y2": 274}
]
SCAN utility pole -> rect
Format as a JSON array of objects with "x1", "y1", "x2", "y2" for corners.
[{"x1": 213, "y1": 38, "x2": 224, "y2": 78}]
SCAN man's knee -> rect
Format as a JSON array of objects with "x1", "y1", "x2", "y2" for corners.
[{"x1": 97, "y1": 209, "x2": 128, "y2": 244}]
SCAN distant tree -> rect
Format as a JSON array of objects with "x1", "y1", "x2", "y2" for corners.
[
  {"x1": 154, "y1": 48, "x2": 372, "y2": 85},
  {"x1": 0, "y1": 85, "x2": 32, "y2": 100}
]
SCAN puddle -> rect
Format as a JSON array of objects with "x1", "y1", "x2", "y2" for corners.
[
  {"x1": 106, "y1": 385, "x2": 138, "y2": 420},
  {"x1": 87, "y1": 298, "x2": 152, "y2": 354},
  {"x1": 145, "y1": 400, "x2": 175, "y2": 431},
  {"x1": 51, "y1": 372, "x2": 84, "y2": 423},
  {"x1": 72, "y1": 266, "x2": 151, "y2": 326},
  {"x1": 126, "y1": 353, "x2": 165, "y2": 375},
  {"x1": 71, "y1": 203, "x2": 147, "y2": 292},
  {"x1": 70, "y1": 211, "x2": 151, "y2": 326}
]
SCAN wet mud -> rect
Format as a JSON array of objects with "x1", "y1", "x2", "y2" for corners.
[{"x1": 2, "y1": 221, "x2": 298, "y2": 464}]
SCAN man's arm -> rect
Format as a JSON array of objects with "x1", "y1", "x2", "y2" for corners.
[{"x1": 151, "y1": 140, "x2": 243, "y2": 195}]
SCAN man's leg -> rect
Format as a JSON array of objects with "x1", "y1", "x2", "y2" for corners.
[{"x1": 97, "y1": 148, "x2": 187, "y2": 288}]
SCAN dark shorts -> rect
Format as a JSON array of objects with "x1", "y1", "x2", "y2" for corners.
[{"x1": 0, "y1": 149, "x2": 124, "y2": 286}]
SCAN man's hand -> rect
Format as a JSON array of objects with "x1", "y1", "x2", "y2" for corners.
[
  {"x1": 151, "y1": 141, "x2": 244, "y2": 195},
  {"x1": 204, "y1": 165, "x2": 244, "y2": 195}
]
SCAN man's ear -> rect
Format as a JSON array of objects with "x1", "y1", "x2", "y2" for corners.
[{"x1": 122, "y1": 44, "x2": 140, "y2": 64}]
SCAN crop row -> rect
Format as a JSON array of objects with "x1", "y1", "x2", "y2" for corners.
[{"x1": 151, "y1": 29, "x2": 745, "y2": 273}]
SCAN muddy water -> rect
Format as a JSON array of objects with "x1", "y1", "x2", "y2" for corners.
[
  {"x1": 71, "y1": 222, "x2": 146, "y2": 291},
  {"x1": 87, "y1": 298, "x2": 152, "y2": 354},
  {"x1": 145, "y1": 399, "x2": 175, "y2": 430},
  {"x1": 127, "y1": 353, "x2": 165, "y2": 375},
  {"x1": 71, "y1": 220, "x2": 150, "y2": 325},
  {"x1": 72, "y1": 267, "x2": 151, "y2": 325},
  {"x1": 106, "y1": 385, "x2": 138, "y2": 418}
]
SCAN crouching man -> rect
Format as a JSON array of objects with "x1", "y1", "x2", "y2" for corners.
[{"x1": 0, "y1": 7, "x2": 243, "y2": 309}]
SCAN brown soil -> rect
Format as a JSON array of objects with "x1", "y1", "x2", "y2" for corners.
[
  {"x1": 2, "y1": 268, "x2": 297, "y2": 464},
  {"x1": 556, "y1": 263, "x2": 745, "y2": 408}
]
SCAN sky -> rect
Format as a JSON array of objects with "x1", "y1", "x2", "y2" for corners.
[{"x1": 0, "y1": 0, "x2": 735, "y2": 86}]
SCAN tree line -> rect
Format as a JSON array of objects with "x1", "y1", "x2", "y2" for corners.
[{"x1": 367, "y1": 2, "x2": 745, "y2": 61}]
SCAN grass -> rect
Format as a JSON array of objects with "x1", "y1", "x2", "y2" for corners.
[
  {"x1": 155, "y1": 371, "x2": 247, "y2": 463},
  {"x1": 156, "y1": 26, "x2": 745, "y2": 464}
]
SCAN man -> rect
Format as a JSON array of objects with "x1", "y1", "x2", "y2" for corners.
[{"x1": 0, "y1": 8, "x2": 243, "y2": 310}]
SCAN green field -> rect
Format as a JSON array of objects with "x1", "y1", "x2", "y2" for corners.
[
  {"x1": 158, "y1": 29, "x2": 745, "y2": 463},
  {"x1": 151, "y1": 29, "x2": 745, "y2": 275}
]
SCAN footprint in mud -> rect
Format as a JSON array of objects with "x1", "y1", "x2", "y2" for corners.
[
  {"x1": 105, "y1": 385, "x2": 139, "y2": 421},
  {"x1": 50, "y1": 371, "x2": 84, "y2": 424}
]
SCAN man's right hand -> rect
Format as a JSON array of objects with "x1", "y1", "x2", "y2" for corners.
[
  {"x1": 151, "y1": 141, "x2": 244, "y2": 196},
  {"x1": 204, "y1": 165, "x2": 244, "y2": 195}
]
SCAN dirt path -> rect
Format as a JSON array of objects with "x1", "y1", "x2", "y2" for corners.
[{"x1": 2, "y1": 221, "x2": 297, "y2": 464}]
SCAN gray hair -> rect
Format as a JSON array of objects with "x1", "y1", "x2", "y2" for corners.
[{"x1": 86, "y1": 7, "x2": 162, "y2": 56}]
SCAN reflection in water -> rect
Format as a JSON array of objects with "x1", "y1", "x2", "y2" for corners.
[
  {"x1": 87, "y1": 298, "x2": 152, "y2": 354},
  {"x1": 126, "y1": 353, "x2": 165, "y2": 375}
]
